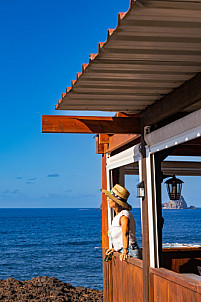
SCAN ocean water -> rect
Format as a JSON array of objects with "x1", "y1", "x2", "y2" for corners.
[
  {"x1": 162, "y1": 208, "x2": 201, "y2": 245},
  {"x1": 0, "y1": 208, "x2": 200, "y2": 290}
]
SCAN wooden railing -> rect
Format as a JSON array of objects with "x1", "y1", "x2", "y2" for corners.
[
  {"x1": 149, "y1": 267, "x2": 201, "y2": 302},
  {"x1": 162, "y1": 247, "x2": 201, "y2": 274},
  {"x1": 103, "y1": 247, "x2": 201, "y2": 302},
  {"x1": 103, "y1": 248, "x2": 143, "y2": 302}
]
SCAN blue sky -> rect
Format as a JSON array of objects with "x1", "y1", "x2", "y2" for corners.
[
  {"x1": 0, "y1": 0, "x2": 200, "y2": 208},
  {"x1": 0, "y1": 0, "x2": 129, "y2": 208}
]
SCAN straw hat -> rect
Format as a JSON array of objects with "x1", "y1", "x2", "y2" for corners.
[{"x1": 101, "y1": 184, "x2": 132, "y2": 210}]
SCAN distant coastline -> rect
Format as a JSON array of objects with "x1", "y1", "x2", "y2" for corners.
[{"x1": 162, "y1": 196, "x2": 197, "y2": 210}]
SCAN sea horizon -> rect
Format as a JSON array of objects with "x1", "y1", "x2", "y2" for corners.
[{"x1": 0, "y1": 207, "x2": 200, "y2": 209}]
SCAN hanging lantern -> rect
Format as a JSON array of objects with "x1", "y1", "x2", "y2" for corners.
[
  {"x1": 137, "y1": 181, "x2": 145, "y2": 198},
  {"x1": 165, "y1": 175, "x2": 183, "y2": 200}
]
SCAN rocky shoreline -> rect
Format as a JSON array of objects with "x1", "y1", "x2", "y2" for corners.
[{"x1": 0, "y1": 276, "x2": 103, "y2": 301}]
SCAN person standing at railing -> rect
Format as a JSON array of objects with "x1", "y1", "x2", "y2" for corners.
[{"x1": 101, "y1": 184, "x2": 142, "y2": 261}]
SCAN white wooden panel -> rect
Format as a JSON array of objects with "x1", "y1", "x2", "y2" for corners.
[{"x1": 106, "y1": 144, "x2": 141, "y2": 170}]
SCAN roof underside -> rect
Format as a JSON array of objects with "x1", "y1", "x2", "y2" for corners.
[{"x1": 56, "y1": 0, "x2": 201, "y2": 114}]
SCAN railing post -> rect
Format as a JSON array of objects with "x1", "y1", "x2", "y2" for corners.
[{"x1": 149, "y1": 268, "x2": 154, "y2": 302}]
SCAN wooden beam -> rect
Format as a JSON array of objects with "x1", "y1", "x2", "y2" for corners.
[
  {"x1": 170, "y1": 145, "x2": 201, "y2": 156},
  {"x1": 124, "y1": 161, "x2": 201, "y2": 176},
  {"x1": 96, "y1": 133, "x2": 140, "y2": 154},
  {"x1": 169, "y1": 137, "x2": 201, "y2": 156},
  {"x1": 106, "y1": 134, "x2": 140, "y2": 153},
  {"x1": 141, "y1": 72, "x2": 201, "y2": 127},
  {"x1": 42, "y1": 115, "x2": 141, "y2": 134},
  {"x1": 162, "y1": 161, "x2": 201, "y2": 176}
]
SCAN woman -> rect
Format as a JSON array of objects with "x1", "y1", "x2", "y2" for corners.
[{"x1": 101, "y1": 184, "x2": 141, "y2": 261}]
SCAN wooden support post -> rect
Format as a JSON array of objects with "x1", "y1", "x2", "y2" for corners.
[
  {"x1": 154, "y1": 148, "x2": 174, "y2": 267},
  {"x1": 102, "y1": 154, "x2": 109, "y2": 249},
  {"x1": 154, "y1": 155, "x2": 163, "y2": 267},
  {"x1": 112, "y1": 167, "x2": 124, "y2": 187},
  {"x1": 141, "y1": 155, "x2": 150, "y2": 302},
  {"x1": 102, "y1": 154, "x2": 113, "y2": 302},
  {"x1": 119, "y1": 167, "x2": 125, "y2": 187}
]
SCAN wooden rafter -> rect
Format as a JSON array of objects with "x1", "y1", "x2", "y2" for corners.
[
  {"x1": 42, "y1": 115, "x2": 141, "y2": 134},
  {"x1": 141, "y1": 72, "x2": 201, "y2": 127}
]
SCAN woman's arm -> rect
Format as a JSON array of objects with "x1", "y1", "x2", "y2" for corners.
[{"x1": 120, "y1": 215, "x2": 129, "y2": 261}]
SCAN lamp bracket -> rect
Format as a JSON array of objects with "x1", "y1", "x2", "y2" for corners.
[{"x1": 144, "y1": 126, "x2": 151, "y2": 136}]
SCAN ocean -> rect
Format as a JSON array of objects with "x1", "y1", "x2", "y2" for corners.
[{"x1": 0, "y1": 208, "x2": 200, "y2": 290}]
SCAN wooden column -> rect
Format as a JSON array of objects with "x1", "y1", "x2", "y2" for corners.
[
  {"x1": 146, "y1": 153, "x2": 159, "y2": 269},
  {"x1": 102, "y1": 154, "x2": 113, "y2": 302},
  {"x1": 154, "y1": 155, "x2": 163, "y2": 267},
  {"x1": 119, "y1": 167, "x2": 125, "y2": 187},
  {"x1": 154, "y1": 148, "x2": 173, "y2": 267},
  {"x1": 102, "y1": 154, "x2": 109, "y2": 249},
  {"x1": 141, "y1": 155, "x2": 150, "y2": 302},
  {"x1": 112, "y1": 167, "x2": 124, "y2": 187}
]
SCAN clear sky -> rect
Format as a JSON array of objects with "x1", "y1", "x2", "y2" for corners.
[{"x1": 0, "y1": 0, "x2": 200, "y2": 208}]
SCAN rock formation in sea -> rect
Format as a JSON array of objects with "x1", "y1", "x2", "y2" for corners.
[
  {"x1": 162, "y1": 195, "x2": 197, "y2": 209},
  {"x1": 0, "y1": 276, "x2": 103, "y2": 301}
]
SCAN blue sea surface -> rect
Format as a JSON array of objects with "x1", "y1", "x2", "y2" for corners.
[
  {"x1": 0, "y1": 209, "x2": 103, "y2": 289},
  {"x1": 162, "y1": 208, "x2": 201, "y2": 245},
  {"x1": 0, "y1": 208, "x2": 200, "y2": 289}
]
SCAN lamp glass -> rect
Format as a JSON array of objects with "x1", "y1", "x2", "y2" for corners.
[
  {"x1": 165, "y1": 175, "x2": 183, "y2": 200},
  {"x1": 137, "y1": 181, "x2": 145, "y2": 198}
]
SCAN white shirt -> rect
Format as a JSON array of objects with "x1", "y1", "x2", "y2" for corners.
[{"x1": 108, "y1": 210, "x2": 137, "y2": 251}]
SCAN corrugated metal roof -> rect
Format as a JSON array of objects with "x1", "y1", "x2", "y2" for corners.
[{"x1": 56, "y1": 0, "x2": 201, "y2": 114}]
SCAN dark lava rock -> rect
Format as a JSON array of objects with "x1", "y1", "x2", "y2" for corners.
[{"x1": 0, "y1": 277, "x2": 103, "y2": 301}]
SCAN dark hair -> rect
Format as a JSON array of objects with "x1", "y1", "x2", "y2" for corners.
[{"x1": 115, "y1": 202, "x2": 126, "y2": 212}]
